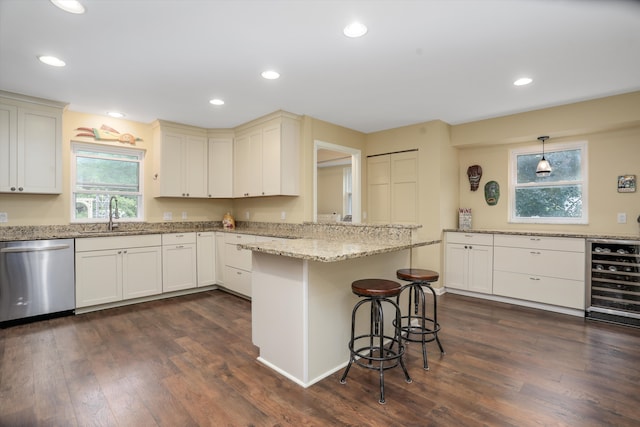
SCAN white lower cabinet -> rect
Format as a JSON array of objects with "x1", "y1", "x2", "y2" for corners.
[
  {"x1": 444, "y1": 232, "x2": 493, "y2": 294},
  {"x1": 215, "y1": 232, "x2": 226, "y2": 284},
  {"x1": 162, "y1": 232, "x2": 197, "y2": 292},
  {"x1": 76, "y1": 235, "x2": 162, "y2": 308},
  {"x1": 196, "y1": 232, "x2": 216, "y2": 287},
  {"x1": 224, "y1": 233, "x2": 256, "y2": 298},
  {"x1": 493, "y1": 235, "x2": 585, "y2": 309}
]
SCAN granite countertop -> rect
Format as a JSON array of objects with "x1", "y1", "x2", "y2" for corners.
[
  {"x1": 444, "y1": 228, "x2": 640, "y2": 241},
  {"x1": 238, "y1": 238, "x2": 439, "y2": 262}
]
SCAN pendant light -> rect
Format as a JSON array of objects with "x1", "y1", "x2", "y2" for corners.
[{"x1": 536, "y1": 136, "x2": 552, "y2": 177}]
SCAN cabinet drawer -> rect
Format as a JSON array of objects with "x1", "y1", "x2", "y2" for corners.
[
  {"x1": 225, "y1": 242, "x2": 253, "y2": 271},
  {"x1": 494, "y1": 234, "x2": 584, "y2": 252},
  {"x1": 162, "y1": 232, "x2": 197, "y2": 245},
  {"x1": 493, "y1": 270, "x2": 585, "y2": 309},
  {"x1": 224, "y1": 233, "x2": 256, "y2": 244},
  {"x1": 223, "y1": 266, "x2": 252, "y2": 297},
  {"x1": 494, "y1": 246, "x2": 585, "y2": 281},
  {"x1": 493, "y1": 246, "x2": 585, "y2": 280},
  {"x1": 446, "y1": 232, "x2": 493, "y2": 246},
  {"x1": 76, "y1": 234, "x2": 161, "y2": 252}
]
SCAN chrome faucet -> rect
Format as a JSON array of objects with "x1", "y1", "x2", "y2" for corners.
[{"x1": 108, "y1": 196, "x2": 119, "y2": 231}]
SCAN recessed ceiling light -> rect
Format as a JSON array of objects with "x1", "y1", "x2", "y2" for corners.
[
  {"x1": 107, "y1": 111, "x2": 125, "y2": 118},
  {"x1": 514, "y1": 77, "x2": 533, "y2": 86},
  {"x1": 209, "y1": 99, "x2": 225, "y2": 106},
  {"x1": 343, "y1": 22, "x2": 368, "y2": 38},
  {"x1": 50, "y1": 0, "x2": 85, "y2": 14},
  {"x1": 38, "y1": 55, "x2": 66, "y2": 67},
  {"x1": 261, "y1": 70, "x2": 280, "y2": 80}
]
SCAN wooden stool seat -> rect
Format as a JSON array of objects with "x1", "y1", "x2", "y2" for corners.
[
  {"x1": 396, "y1": 268, "x2": 439, "y2": 283},
  {"x1": 351, "y1": 278, "x2": 401, "y2": 298},
  {"x1": 395, "y1": 268, "x2": 445, "y2": 370},
  {"x1": 341, "y1": 278, "x2": 411, "y2": 404}
]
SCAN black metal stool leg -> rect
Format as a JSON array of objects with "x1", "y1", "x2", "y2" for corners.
[{"x1": 424, "y1": 283, "x2": 445, "y2": 355}]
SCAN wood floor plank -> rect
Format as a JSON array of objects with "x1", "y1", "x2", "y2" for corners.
[{"x1": 2, "y1": 290, "x2": 640, "y2": 426}]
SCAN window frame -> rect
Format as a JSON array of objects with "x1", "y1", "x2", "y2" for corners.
[
  {"x1": 508, "y1": 140, "x2": 588, "y2": 224},
  {"x1": 70, "y1": 141, "x2": 145, "y2": 223}
]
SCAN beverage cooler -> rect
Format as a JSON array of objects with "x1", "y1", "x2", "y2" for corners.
[{"x1": 586, "y1": 239, "x2": 640, "y2": 327}]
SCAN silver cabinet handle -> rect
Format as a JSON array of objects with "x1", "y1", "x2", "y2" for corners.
[
  {"x1": 529, "y1": 277, "x2": 541, "y2": 281},
  {"x1": 530, "y1": 251, "x2": 541, "y2": 255}
]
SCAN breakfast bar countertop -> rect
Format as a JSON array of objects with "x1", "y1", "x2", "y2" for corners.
[{"x1": 238, "y1": 238, "x2": 439, "y2": 262}]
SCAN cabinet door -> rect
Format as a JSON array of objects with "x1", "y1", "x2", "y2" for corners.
[
  {"x1": 183, "y1": 135, "x2": 208, "y2": 197},
  {"x1": 18, "y1": 108, "x2": 61, "y2": 193},
  {"x1": 445, "y1": 243, "x2": 469, "y2": 290},
  {"x1": 197, "y1": 232, "x2": 216, "y2": 287},
  {"x1": 162, "y1": 243, "x2": 197, "y2": 292},
  {"x1": 0, "y1": 104, "x2": 16, "y2": 192},
  {"x1": 233, "y1": 133, "x2": 251, "y2": 197},
  {"x1": 261, "y1": 124, "x2": 281, "y2": 196},
  {"x1": 122, "y1": 246, "x2": 162, "y2": 299},
  {"x1": 76, "y1": 249, "x2": 122, "y2": 307},
  {"x1": 215, "y1": 232, "x2": 226, "y2": 284},
  {"x1": 367, "y1": 155, "x2": 391, "y2": 223},
  {"x1": 390, "y1": 151, "x2": 418, "y2": 224},
  {"x1": 468, "y1": 245, "x2": 493, "y2": 294},
  {"x1": 158, "y1": 132, "x2": 184, "y2": 197},
  {"x1": 208, "y1": 137, "x2": 233, "y2": 198}
]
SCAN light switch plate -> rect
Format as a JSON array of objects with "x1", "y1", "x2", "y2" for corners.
[
  {"x1": 0, "y1": 212, "x2": 7, "y2": 223},
  {"x1": 617, "y1": 212, "x2": 627, "y2": 224},
  {"x1": 163, "y1": 212, "x2": 172, "y2": 221}
]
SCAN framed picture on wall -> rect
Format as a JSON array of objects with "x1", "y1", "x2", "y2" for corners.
[{"x1": 617, "y1": 175, "x2": 636, "y2": 193}]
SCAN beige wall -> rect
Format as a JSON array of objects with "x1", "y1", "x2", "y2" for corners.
[
  {"x1": 456, "y1": 92, "x2": 640, "y2": 236},
  {"x1": 3, "y1": 91, "x2": 639, "y2": 248},
  {"x1": 365, "y1": 120, "x2": 458, "y2": 276}
]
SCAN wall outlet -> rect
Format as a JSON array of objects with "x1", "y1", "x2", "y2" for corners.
[
  {"x1": 0, "y1": 212, "x2": 7, "y2": 223},
  {"x1": 281, "y1": 211, "x2": 286, "y2": 220},
  {"x1": 182, "y1": 211, "x2": 187, "y2": 220},
  {"x1": 617, "y1": 213, "x2": 627, "y2": 224},
  {"x1": 163, "y1": 212, "x2": 172, "y2": 221},
  {"x1": 245, "y1": 211, "x2": 250, "y2": 220}
]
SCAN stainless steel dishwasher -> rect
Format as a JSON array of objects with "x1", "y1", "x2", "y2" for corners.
[{"x1": 0, "y1": 239, "x2": 75, "y2": 323}]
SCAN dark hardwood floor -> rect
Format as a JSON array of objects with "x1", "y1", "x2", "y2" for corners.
[{"x1": 1, "y1": 289, "x2": 639, "y2": 426}]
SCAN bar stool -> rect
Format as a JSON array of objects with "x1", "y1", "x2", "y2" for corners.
[
  {"x1": 340, "y1": 278, "x2": 412, "y2": 404},
  {"x1": 395, "y1": 268, "x2": 445, "y2": 370}
]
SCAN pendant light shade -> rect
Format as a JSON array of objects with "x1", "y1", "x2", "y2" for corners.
[{"x1": 536, "y1": 136, "x2": 552, "y2": 177}]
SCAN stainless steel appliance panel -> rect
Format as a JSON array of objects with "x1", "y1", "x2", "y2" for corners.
[{"x1": 0, "y1": 239, "x2": 75, "y2": 322}]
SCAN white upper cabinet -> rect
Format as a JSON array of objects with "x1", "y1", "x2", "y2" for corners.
[
  {"x1": 0, "y1": 92, "x2": 65, "y2": 194},
  {"x1": 207, "y1": 136, "x2": 233, "y2": 198},
  {"x1": 233, "y1": 112, "x2": 300, "y2": 198},
  {"x1": 153, "y1": 120, "x2": 208, "y2": 198}
]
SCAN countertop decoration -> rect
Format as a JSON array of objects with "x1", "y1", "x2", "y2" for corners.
[{"x1": 222, "y1": 212, "x2": 235, "y2": 229}]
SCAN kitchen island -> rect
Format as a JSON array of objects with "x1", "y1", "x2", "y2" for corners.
[{"x1": 240, "y1": 226, "x2": 438, "y2": 387}]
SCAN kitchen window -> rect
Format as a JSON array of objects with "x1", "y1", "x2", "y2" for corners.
[
  {"x1": 71, "y1": 142, "x2": 144, "y2": 222},
  {"x1": 509, "y1": 141, "x2": 588, "y2": 224}
]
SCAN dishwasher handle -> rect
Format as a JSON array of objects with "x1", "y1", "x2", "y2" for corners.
[{"x1": 1, "y1": 244, "x2": 71, "y2": 253}]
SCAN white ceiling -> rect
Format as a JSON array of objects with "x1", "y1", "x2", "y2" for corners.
[{"x1": 1, "y1": 0, "x2": 639, "y2": 134}]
